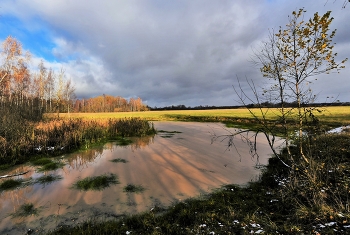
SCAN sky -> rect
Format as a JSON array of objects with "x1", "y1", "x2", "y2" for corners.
[{"x1": 0, "y1": 0, "x2": 349, "y2": 107}]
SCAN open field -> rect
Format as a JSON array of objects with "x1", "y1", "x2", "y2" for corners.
[{"x1": 53, "y1": 106, "x2": 350, "y2": 127}]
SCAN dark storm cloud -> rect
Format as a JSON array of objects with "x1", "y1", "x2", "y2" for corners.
[{"x1": 1, "y1": 0, "x2": 349, "y2": 106}]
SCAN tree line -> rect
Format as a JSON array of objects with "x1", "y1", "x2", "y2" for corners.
[
  {"x1": 0, "y1": 36, "x2": 75, "y2": 120},
  {"x1": 150, "y1": 101, "x2": 350, "y2": 111},
  {"x1": 73, "y1": 95, "x2": 149, "y2": 112},
  {"x1": 0, "y1": 36, "x2": 150, "y2": 117}
]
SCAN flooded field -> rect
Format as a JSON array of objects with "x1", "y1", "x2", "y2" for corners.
[{"x1": 0, "y1": 122, "x2": 279, "y2": 234}]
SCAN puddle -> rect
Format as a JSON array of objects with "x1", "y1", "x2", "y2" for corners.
[{"x1": 0, "y1": 122, "x2": 279, "y2": 234}]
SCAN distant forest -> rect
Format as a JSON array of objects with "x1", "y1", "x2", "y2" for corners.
[
  {"x1": 150, "y1": 101, "x2": 350, "y2": 111},
  {"x1": 73, "y1": 95, "x2": 149, "y2": 112}
]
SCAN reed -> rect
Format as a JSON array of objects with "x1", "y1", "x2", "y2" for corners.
[{"x1": 0, "y1": 118, "x2": 156, "y2": 167}]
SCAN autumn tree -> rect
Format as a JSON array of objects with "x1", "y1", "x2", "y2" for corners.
[
  {"x1": 0, "y1": 36, "x2": 37, "y2": 118},
  {"x1": 0, "y1": 36, "x2": 30, "y2": 101},
  {"x1": 252, "y1": 9, "x2": 348, "y2": 164}
]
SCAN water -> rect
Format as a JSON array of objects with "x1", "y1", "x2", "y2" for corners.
[{"x1": 0, "y1": 122, "x2": 277, "y2": 234}]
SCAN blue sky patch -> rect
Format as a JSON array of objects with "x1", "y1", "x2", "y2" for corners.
[{"x1": 0, "y1": 15, "x2": 57, "y2": 62}]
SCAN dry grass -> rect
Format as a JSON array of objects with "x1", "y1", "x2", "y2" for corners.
[{"x1": 0, "y1": 118, "x2": 156, "y2": 167}]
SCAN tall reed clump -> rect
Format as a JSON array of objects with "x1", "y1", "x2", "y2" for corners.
[
  {"x1": 107, "y1": 118, "x2": 156, "y2": 137},
  {"x1": 0, "y1": 106, "x2": 38, "y2": 167},
  {"x1": 0, "y1": 118, "x2": 156, "y2": 167}
]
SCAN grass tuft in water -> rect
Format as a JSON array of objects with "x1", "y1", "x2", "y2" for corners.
[
  {"x1": 110, "y1": 158, "x2": 128, "y2": 163},
  {"x1": 11, "y1": 203, "x2": 38, "y2": 218},
  {"x1": 35, "y1": 174, "x2": 62, "y2": 185},
  {"x1": 73, "y1": 173, "x2": 119, "y2": 191},
  {"x1": 157, "y1": 130, "x2": 182, "y2": 138},
  {"x1": 37, "y1": 162, "x2": 64, "y2": 172},
  {"x1": 31, "y1": 157, "x2": 64, "y2": 172},
  {"x1": 123, "y1": 184, "x2": 146, "y2": 193},
  {"x1": 157, "y1": 130, "x2": 182, "y2": 134},
  {"x1": 0, "y1": 178, "x2": 23, "y2": 191}
]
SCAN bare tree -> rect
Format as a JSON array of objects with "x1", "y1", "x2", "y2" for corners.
[
  {"x1": 46, "y1": 68, "x2": 55, "y2": 112},
  {"x1": 55, "y1": 68, "x2": 65, "y2": 118},
  {"x1": 63, "y1": 78, "x2": 76, "y2": 113}
]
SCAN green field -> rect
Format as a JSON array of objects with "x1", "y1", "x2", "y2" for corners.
[{"x1": 54, "y1": 106, "x2": 350, "y2": 127}]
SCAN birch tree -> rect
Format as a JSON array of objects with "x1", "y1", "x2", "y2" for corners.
[
  {"x1": 63, "y1": 78, "x2": 75, "y2": 113},
  {"x1": 254, "y1": 9, "x2": 347, "y2": 164}
]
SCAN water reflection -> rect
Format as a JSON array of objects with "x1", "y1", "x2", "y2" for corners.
[
  {"x1": 0, "y1": 122, "x2": 275, "y2": 234},
  {"x1": 64, "y1": 135, "x2": 155, "y2": 172},
  {"x1": 65, "y1": 147, "x2": 104, "y2": 171}
]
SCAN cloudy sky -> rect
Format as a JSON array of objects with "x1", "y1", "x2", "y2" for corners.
[{"x1": 0, "y1": 0, "x2": 349, "y2": 107}]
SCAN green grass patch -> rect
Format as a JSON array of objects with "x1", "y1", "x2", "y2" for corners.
[
  {"x1": 11, "y1": 203, "x2": 38, "y2": 218},
  {"x1": 37, "y1": 161, "x2": 65, "y2": 172},
  {"x1": 160, "y1": 134, "x2": 175, "y2": 138},
  {"x1": 35, "y1": 174, "x2": 62, "y2": 185},
  {"x1": 73, "y1": 173, "x2": 119, "y2": 191},
  {"x1": 31, "y1": 157, "x2": 65, "y2": 172},
  {"x1": 0, "y1": 178, "x2": 23, "y2": 191},
  {"x1": 157, "y1": 130, "x2": 182, "y2": 138},
  {"x1": 123, "y1": 184, "x2": 146, "y2": 193},
  {"x1": 31, "y1": 157, "x2": 53, "y2": 166},
  {"x1": 157, "y1": 130, "x2": 182, "y2": 133},
  {"x1": 110, "y1": 158, "x2": 128, "y2": 163}
]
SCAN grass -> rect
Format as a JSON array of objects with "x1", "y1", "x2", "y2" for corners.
[
  {"x1": 157, "y1": 130, "x2": 182, "y2": 133},
  {"x1": 157, "y1": 130, "x2": 182, "y2": 138},
  {"x1": 11, "y1": 203, "x2": 38, "y2": 218},
  {"x1": 31, "y1": 157, "x2": 54, "y2": 166},
  {"x1": 0, "y1": 117, "x2": 156, "y2": 168},
  {"x1": 31, "y1": 158, "x2": 65, "y2": 172},
  {"x1": 37, "y1": 162, "x2": 65, "y2": 172},
  {"x1": 123, "y1": 184, "x2": 146, "y2": 193},
  {"x1": 110, "y1": 158, "x2": 128, "y2": 163},
  {"x1": 0, "y1": 178, "x2": 23, "y2": 191},
  {"x1": 73, "y1": 173, "x2": 119, "y2": 191},
  {"x1": 35, "y1": 174, "x2": 62, "y2": 185},
  {"x1": 53, "y1": 106, "x2": 350, "y2": 126}
]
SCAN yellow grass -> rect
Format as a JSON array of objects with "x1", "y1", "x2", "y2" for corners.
[{"x1": 48, "y1": 106, "x2": 350, "y2": 126}]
